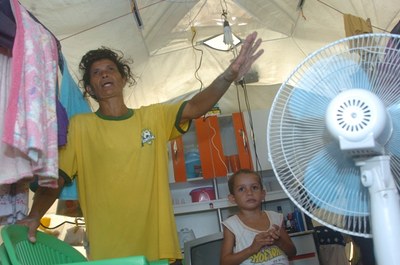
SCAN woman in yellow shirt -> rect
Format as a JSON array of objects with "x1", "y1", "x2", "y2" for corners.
[{"x1": 20, "y1": 32, "x2": 263, "y2": 262}]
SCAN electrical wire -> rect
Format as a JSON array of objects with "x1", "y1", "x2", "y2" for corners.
[
  {"x1": 39, "y1": 218, "x2": 86, "y2": 230},
  {"x1": 206, "y1": 118, "x2": 229, "y2": 174},
  {"x1": 237, "y1": 80, "x2": 264, "y2": 177},
  {"x1": 190, "y1": 26, "x2": 205, "y2": 91},
  {"x1": 246, "y1": 88, "x2": 269, "y2": 212},
  {"x1": 220, "y1": 0, "x2": 229, "y2": 19}
]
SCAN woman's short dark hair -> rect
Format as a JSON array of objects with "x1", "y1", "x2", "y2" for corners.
[
  {"x1": 228, "y1": 169, "x2": 263, "y2": 194},
  {"x1": 79, "y1": 47, "x2": 136, "y2": 100}
]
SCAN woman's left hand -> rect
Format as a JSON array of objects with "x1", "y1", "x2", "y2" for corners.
[{"x1": 224, "y1": 31, "x2": 264, "y2": 82}]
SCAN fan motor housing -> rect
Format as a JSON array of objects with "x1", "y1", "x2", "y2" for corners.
[{"x1": 326, "y1": 88, "x2": 391, "y2": 154}]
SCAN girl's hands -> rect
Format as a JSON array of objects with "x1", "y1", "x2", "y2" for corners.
[
  {"x1": 268, "y1": 224, "x2": 281, "y2": 241},
  {"x1": 249, "y1": 225, "x2": 281, "y2": 254}
]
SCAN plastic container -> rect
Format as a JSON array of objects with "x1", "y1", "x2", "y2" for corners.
[
  {"x1": 293, "y1": 207, "x2": 306, "y2": 232},
  {"x1": 178, "y1": 228, "x2": 195, "y2": 248},
  {"x1": 185, "y1": 151, "x2": 201, "y2": 179},
  {"x1": 189, "y1": 187, "x2": 215, "y2": 202},
  {"x1": 59, "y1": 178, "x2": 79, "y2": 200}
]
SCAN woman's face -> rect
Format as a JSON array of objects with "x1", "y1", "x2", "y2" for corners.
[{"x1": 87, "y1": 59, "x2": 127, "y2": 101}]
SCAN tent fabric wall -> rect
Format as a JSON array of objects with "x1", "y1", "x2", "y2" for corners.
[{"x1": 17, "y1": 0, "x2": 400, "y2": 114}]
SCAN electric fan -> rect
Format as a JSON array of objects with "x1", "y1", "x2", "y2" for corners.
[{"x1": 267, "y1": 33, "x2": 400, "y2": 265}]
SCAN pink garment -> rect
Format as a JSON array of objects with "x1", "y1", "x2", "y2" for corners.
[
  {"x1": 0, "y1": 54, "x2": 30, "y2": 222},
  {"x1": 0, "y1": 54, "x2": 32, "y2": 184},
  {"x1": 2, "y1": 0, "x2": 58, "y2": 187}
]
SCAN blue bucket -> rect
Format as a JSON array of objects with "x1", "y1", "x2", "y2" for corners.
[{"x1": 59, "y1": 178, "x2": 78, "y2": 200}]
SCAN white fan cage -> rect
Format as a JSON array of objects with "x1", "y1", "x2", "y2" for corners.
[{"x1": 267, "y1": 33, "x2": 400, "y2": 237}]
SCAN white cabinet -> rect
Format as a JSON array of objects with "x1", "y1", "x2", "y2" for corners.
[
  {"x1": 170, "y1": 174, "x2": 311, "y2": 250},
  {"x1": 290, "y1": 232, "x2": 320, "y2": 265},
  {"x1": 242, "y1": 109, "x2": 272, "y2": 171},
  {"x1": 168, "y1": 110, "x2": 317, "y2": 255}
]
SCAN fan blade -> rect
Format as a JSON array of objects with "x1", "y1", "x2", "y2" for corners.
[
  {"x1": 287, "y1": 57, "x2": 371, "y2": 121},
  {"x1": 387, "y1": 105, "x2": 400, "y2": 156},
  {"x1": 288, "y1": 88, "x2": 329, "y2": 120},
  {"x1": 303, "y1": 142, "x2": 370, "y2": 216},
  {"x1": 386, "y1": 105, "x2": 400, "y2": 188}
]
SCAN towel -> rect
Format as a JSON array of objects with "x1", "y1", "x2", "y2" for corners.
[
  {"x1": 343, "y1": 14, "x2": 372, "y2": 37},
  {"x1": 59, "y1": 53, "x2": 92, "y2": 118}
]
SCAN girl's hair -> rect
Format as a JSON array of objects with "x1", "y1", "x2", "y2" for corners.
[
  {"x1": 79, "y1": 47, "x2": 137, "y2": 100},
  {"x1": 228, "y1": 169, "x2": 263, "y2": 194}
]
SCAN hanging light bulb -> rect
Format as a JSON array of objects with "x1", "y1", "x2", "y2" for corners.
[
  {"x1": 223, "y1": 19, "x2": 234, "y2": 46},
  {"x1": 202, "y1": 33, "x2": 241, "y2": 51},
  {"x1": 201, "y1": 8, "x2": 241, "y2": 52}
]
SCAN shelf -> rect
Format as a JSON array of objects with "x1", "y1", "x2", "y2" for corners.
[
  {"x1": 263, "y1": 190, "x2": 288, "y2": 201},
  {"x1": 289, "y1": 230, "x2": 315, "y2": 237},
  {"x1": 174, "y1": 199, "x2": 233, "y2": 215},
  {"x1": 173, "y1": 190, "x2": 288, "y2": 215},
  {"x1": 169, "y1": 177, "x2": 213, "y2": 190}
]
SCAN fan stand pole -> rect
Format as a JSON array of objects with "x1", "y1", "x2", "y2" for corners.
[{"x1": 358, "y1": 156, "x2": 400, "y2": 265}]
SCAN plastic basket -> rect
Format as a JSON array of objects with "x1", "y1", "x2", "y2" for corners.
[
  {"x1": 0, "y1": 243, "x2": 11, "y2": 265},
  {"x1": 1, "y1": 225, "x2": 87, "y2": 265},
  {"x1": 66, "y1": 256, "x2": 151, "y2": 265},
  {"x1": 1, "y1": 225, "x2": 169, "y2": 265}
]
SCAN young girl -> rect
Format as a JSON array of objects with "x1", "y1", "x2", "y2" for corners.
[{"x1": 220, "y1": 169, "x2": 296, "y2": 265}]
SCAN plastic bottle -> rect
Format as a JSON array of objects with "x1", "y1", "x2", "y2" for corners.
[
  {"x1": 285, "y1": 217, "x2": 292, "y2": 233},
  {"x1": 286, "y1": 213, "x2": 295, "y2": 233},
  {"x1": 293, "y1": 207, "x2": 305, "y2": 232}
]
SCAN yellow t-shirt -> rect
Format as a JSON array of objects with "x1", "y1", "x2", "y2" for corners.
[{"x1": 59, "y1": 102, "x2": 188, "y2": 261}]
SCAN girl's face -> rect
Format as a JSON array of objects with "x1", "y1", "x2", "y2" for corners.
[{"x1": 229, "y1": 173, "x2": 265, "y2": 210}]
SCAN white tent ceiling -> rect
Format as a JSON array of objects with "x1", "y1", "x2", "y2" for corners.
[{"x1": 19, "y1": 0, "x2": 400, "y2": 114}]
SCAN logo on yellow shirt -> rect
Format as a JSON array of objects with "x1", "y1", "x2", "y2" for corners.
[{"x1": 141, "y1": 129, "x2": 155, "y2": 146}]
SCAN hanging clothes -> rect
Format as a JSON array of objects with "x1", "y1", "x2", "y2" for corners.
[
  {"x1": 0, "y1": 53, "x2": 30, "y2": 224},
  {"x1": 59, "y1": 53, "x2": 92, "y2": 118},
  {"x1": 30, "y1": 53, "x2": 93, "y2": 200},
  {"x1": 0, "y1": 182, "x2": 29, "y2": 225},
  {"x1": 391, "y1": 20, "x2": 400, "y2": 35},
  {"x1": 343, "y1": 14, "x2": 373, "y2": 37},
  {"x1": 0, "y1": 0, "x2": 16, "y2": 51},
  {"x1": 57, "y1": 99, "x2": 69, "y2": 147},
  {"x1": 0, "y1": 52, "x2": 33, "y2": 185},
  {"x1": 57, "y1": 53, "x2": 92, "y2": 201},
  {"x1": 2, "y1": 0, "x2": 59, "y2": 188},
  {"x1": 375, "y1": 20, "x2": 400, "y2": 98}
]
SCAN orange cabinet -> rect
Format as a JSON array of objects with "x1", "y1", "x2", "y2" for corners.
[
  {"x1": 231, "y1": 112, "x2": 253, "y2": 170},
  {"x1": 170, "y1": 136, "x2": 187, "y2": 182},
  {"x1": 169, "y1": 112, "x2": 253, "y2": 182}
]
